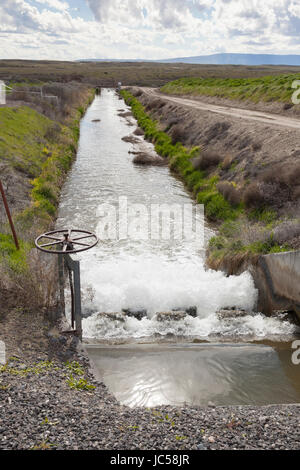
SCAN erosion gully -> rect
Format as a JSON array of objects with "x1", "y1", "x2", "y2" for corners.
[{"x1": 56, "y1": 89, "x2": 300, "y2": 408}]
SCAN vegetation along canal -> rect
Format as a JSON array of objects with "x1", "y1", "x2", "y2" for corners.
[{"x1": 56, "y1": 89, "x2": 300, "y2": 408}]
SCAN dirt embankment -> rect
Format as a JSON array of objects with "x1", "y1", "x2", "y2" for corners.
[
  {"x1": 138, "y1": 88, "x2": 300, "y2": 180},
  {"x1": 130, "y1": 87, "x2": 300, "y2": 223},
  {"x1": 0, "y1": 84, "x2": 94, "y2": 318}
]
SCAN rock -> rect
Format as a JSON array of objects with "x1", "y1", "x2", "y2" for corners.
[
  {"x1": 217, "y1": 307, "x2": 248, "y2": 319},
  {"x1": 132, "y1": 152, "x2": 166, "y2": 166},
  {"x1": 97, "y1": 312, "x2": 126, "y2": 322},
  {"x1": 122, "y1": 135, "x2": 140, "y2": 144},
  {"x1": 155, "y1": 311, "x2": 186, "y2": 321},
  {"x1": 274, "y1": 310, "x2": 300, "y2": 326},
  {"x1": 81, "y1": 308, "x2": 99, "y2": 319},
  {"x1": 91, "y1": 119, "x2": 101, "y2": 122},
  {"x1": 172, "y1": 306, "x2": 197, "y2": 318},
  {"x1": 122, "y1": 308, "x2": 147, "y2": 321},
  {"x1": 118, "y1": 111, "x2": 132, "y2": 118},
  {"x1": 197, "y1": 442, "x2": 208, "y2": 450}
]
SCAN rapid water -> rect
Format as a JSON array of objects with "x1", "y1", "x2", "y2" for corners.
[{"x1": 57, "y1": 89, "x2": 296, "y2": 341}]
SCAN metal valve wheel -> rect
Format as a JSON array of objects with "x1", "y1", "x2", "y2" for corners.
[{"x1": 35, "y1": 228, "x2": 98, "y2": 254}]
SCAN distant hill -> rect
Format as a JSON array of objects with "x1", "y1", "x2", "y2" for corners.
[
  {"x1": 159, "y1": 53, "x2": 300, "y2": 66},
  {"x1": 80, "y1": 53, "x2": 300, "y2": 66}
]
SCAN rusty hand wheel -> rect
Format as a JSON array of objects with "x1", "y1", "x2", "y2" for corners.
[{"x1": 35, "y1": 229, "x2": 98, "y2": 254}]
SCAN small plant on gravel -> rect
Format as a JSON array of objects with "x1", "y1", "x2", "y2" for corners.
[
  {"x1": 151, "y1": 410, "x2": 175, "y2": 426},
  {"x1": 64, "y1": 360, "x2": 84, "y2": 376},
  {"x1": 66, "y1": 375, "x2": 95, "y2": 391},
  {"x1": 0, "y1": 360, "x2": 57, "y2": 377},
  {"x1": 226, "y1": 417, "x2": 239, "y2": 429},
  {"x1": 128, "y1": 425, "x2": 139, "y2": 430},
  {"x1": 41, "y1": 416, "x2": 59, "y2": 426},
  {"x1": 41, "y1": 416, "x2": 49, "y2": 425},
  {"x1": 31, "y1": 439, "x2": 55, "y2": 450}
]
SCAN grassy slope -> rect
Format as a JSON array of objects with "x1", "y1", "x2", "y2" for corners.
[
  {"x1": 121, "y1": 90, "x2": 290, "y2": 266},
  {"x1": 0, "y1": 106, "x2": 54, "y2": 177},
  {"x1": 161, "y1": 74, "x2": 300, "y2": 104},
  {"x1": 0, "y1": 91, "x2": 94, "y2": 271}
]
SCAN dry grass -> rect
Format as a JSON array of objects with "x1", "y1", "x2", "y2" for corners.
[
  {"x1": 170, "y1": 124, "x2": 188, "y2": 145},
  {"x1": 255, "y1": 163, "x2": 300, "y2": 206},
  {"x1": 146, "y1": 98, "x2": 165, "y2": 110},
  {"x1": 216, "y1": 181, "x2": 241, "y2": 206},
  {"x1": 192, "y1": 150, "x2": 222, "y2": 171},
  {"x1": 221, "y1": 155, "x2": 234, "y2": 170},
  {"x1": 243, "y1": 182, "x2": 265, "y2": 208},
  {"x1": 273, "y1": 221, "x2": 300, "y2": 244},
  {"x1": 7, "y1": 82, "x2": 90, "y2": 123},
  {"x1": 207, "y1": 250, "x2": 259, "y2": 275},
  {"x1": 0, "y1": 250, "x2": 60, "y2": 313}
]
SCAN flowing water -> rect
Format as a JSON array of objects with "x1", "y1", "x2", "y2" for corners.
[{"x1": 57, "y1": 89, "x2": 300, "y2": 406}]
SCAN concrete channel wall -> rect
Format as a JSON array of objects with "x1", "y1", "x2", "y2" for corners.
[{"x1": 251, "y1": 250, "x2": 300, "y2": 320}]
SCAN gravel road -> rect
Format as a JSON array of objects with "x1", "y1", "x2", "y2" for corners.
[{"x1": 142, "y1": 88, "x2": 300, "y2": 130}]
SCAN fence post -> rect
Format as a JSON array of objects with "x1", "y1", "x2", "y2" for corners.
[{"x1": 0, "y1": 179, "x2": 19, "y2": 250}]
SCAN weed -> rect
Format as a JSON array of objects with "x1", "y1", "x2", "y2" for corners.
[
  {"x1": 64, "y1": 361, "x2": 84, "y2": 376},
  {"x1": 31, "y1": 439, "x2": 55, "y2": 450},
  {"x1": 66, "y1": 375, "x2": 95, "y2": 391},
  {"x1": 0, "y1": 360, "x2": 58, "y2": 377}
]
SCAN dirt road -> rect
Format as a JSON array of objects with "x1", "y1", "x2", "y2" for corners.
[{"x1": 142, "y1": 88, "x2": 300, "y2": 130}]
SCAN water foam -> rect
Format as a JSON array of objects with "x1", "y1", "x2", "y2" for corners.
[{"x1": 80, "y1": 254, "x2": 257, "y2": 316}]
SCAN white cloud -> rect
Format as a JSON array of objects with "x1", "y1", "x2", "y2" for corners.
[
  {"x1": 0, "y1": 0, "x2": 299, "y2": 60},
  {"x1": 35, "y1": 0, "x2": 69, "y2": 11}
]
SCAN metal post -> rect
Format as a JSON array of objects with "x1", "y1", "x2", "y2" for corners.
[
  {"x1": 63, "y1": 253, "x2": 82, "y2": 339},
  {"x1": 58, "y1": 254, "x2": 65, "y2": 317},
  {"x1": 0, "y1": 179, "x2": 19, "y2": 250},
  {"x1": 73, "y1": 260, "x2": 82, "y2": 339}
]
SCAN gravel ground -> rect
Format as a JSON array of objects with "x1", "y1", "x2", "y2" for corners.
[{"x1": 0, "y1": 309, "x2": 300, "y2": 450}]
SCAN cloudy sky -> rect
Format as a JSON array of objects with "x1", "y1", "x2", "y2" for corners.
[{"x1": 0, "y1": 0, "x2": 300, "y2": 60}]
